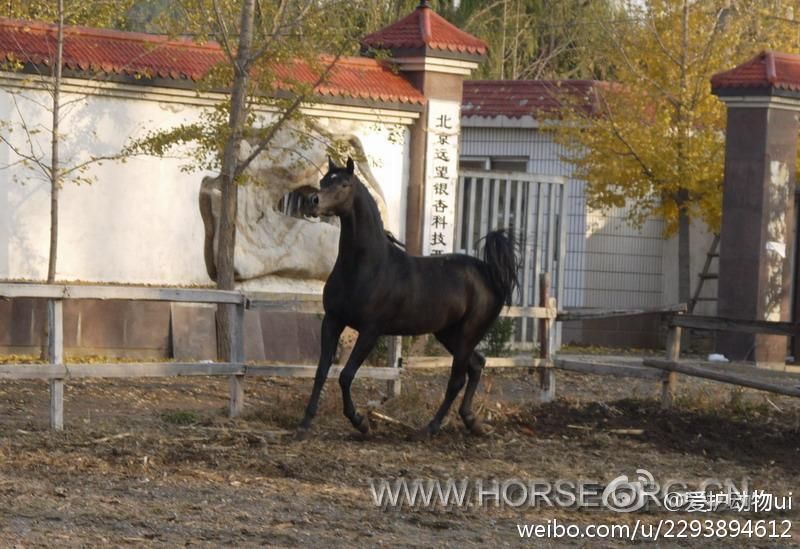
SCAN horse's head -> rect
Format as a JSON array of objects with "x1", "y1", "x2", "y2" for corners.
[{"x1": 306, "y1": 157, "x2": 358, "y2": 217}]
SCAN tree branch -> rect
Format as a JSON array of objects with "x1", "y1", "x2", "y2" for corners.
[
  {"x1": 233, "y1": 52, "x2": 344, "y2": 177},
  {"x1": 0, "y1": 133, "x2": 50, "y2": 178},
  {"x1": 8, "y1": 92, "x2": 48, "y2": 168},
  {"x1": 597, "y1": 16, "x2": 680, "y2": 107},
  {"x1": 211, "y1": 0, "x2": 236, "y2": 65},
  {"x1": 58, "y1": 151, "x2": 141, "y2": 178},
  {"x1": 645, "y1": 14, "x2": 682, "y2": 67},
  {"x1": 596, "y1": 92, "x2": 658, "y2": 184}
]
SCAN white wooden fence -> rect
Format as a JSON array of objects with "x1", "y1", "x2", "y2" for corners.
[
  {"x1": 0, "y1": 282, "x2": 557, "y2": 430},
  {"x1": 0, "y1": 284, "x2": 400, "y2": 430}
]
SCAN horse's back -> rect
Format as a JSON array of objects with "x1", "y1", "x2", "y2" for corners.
[
  {"x1": 382, "y1": 251, "x2": 502, "y2": 334},
  {"x1": 323, "y1": 244, "x2": 502, "y2": 336}
]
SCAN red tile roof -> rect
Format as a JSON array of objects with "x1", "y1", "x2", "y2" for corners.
[
  {"x1": 711, "y1": 51, "x2": 800, "y2": 93},
  {"x1": 462, "y1": 80, "x2": 607, "y2": 118},
  {"x1": 274, "y1": 56, "x2": 423, "y2": 105},
  {"x1": 361, "y1": 2, "x2": 487, "y2": 56},
  {"x1": 0, "y1": 18, "x2": 223, "y2": 80},
  {"x1": 0, "y1": 18, "x2": 424, "y2": 106}
]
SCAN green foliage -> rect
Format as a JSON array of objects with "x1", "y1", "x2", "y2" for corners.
[
  {"x1": 124, "y1": 0, "x2": 184, "y2": 32},
  {"x1": 402, "y1": 335, "x2": 420, "y2": 359},
  {"x1": 481, "y1": 317, "x2": 515, "y2": 357},
  {"x1": 423, "y1": 334, "x2": 449, "y2": 357},
  {"x1": 0, "y1": 0, "x2": 136, "y2": 28},
  {"x1": 366, "y1": 335, "x2": 389, "y2": 367},
  {"x1": 450, "y1": 0, "x2": 621, "y2": 80},
  {"x1": 345, "y1": 0, "x2": 620, "y2": 81},
  {"x1": 160, "y1": 410, "x2": 200, "y2": 425}
]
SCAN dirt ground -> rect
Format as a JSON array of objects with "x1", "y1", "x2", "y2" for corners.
[{"x1": 0, "y1": 367, "x2": 798, "y2": 547}]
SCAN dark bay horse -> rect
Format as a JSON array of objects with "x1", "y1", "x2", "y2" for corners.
[{"x1": 298, "y1": 157, "x2": 519, "y2": 439}]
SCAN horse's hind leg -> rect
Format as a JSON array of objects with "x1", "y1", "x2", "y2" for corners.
[
  {"x1": 459, "y1": 351, "x2": 488, "y2": 435},
  {"x1": 339, "y1": 330, "x2": 379, "y2": 435},
  {"x1": 414, "y1": 353, "x2": 469, "y2": 439},
  {"x1": 413, "y1": 328, "x2": 471, "y2": 439}
]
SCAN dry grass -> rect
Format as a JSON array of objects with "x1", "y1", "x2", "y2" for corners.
[{"x1": 0, "y1": 369, "x2": 798, "y2": 546}]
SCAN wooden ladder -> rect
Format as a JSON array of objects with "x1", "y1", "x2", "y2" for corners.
[{"x1": 688, "y1": 234, "x2": 720, "y2": 314}]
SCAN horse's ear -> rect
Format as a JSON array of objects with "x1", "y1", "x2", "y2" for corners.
[
  {"x1": 328, "y1": 156, "x2": 335, "y2": 172},
  {"x1": 346, "y1": 157, "x2": 354, "y2": 174}
]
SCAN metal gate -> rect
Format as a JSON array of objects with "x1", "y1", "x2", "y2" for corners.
[{"x1": 456, "y1": 170, "x2": 567, "y2": 348}]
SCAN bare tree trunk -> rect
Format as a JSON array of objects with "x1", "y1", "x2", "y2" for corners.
[
  {"x1": 676, "y1": 0, "x2": 691, "y2": 305},
  {"x1": 43, "y1": 0, "x2": 64, "y2": 363},
  {"x1": 678, "y1": 196, "x2": 691, "y2": 304},
  {"x1": 216, "y1": 0, "x2": 256, "y2": 361},
  {"x1": 499, "y1": 0, "x2": 507, "y2": 79},
  {"x1": 48, "y1": 0, "x2": 64, "y2": 284},
  {"x1": 511, "y1": 0, "x2": 520, "y2": 79}
]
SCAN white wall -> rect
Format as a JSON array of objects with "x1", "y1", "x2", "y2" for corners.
[{"x1": 0, "y1": 77, "x2": 411, "y2": 286}]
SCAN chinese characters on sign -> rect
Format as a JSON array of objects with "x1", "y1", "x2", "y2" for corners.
[{"x1": 422, "y1": 99, "x2": 461, "y2": 255}]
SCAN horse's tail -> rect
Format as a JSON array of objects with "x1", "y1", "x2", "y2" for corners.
[{"x1": 482, "y1": 229, "x2": 520, "y2": 305}]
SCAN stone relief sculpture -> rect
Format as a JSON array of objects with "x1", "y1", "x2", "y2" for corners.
[{"x1": 199, "y1": 122, "x2": 389, "y2": 288}]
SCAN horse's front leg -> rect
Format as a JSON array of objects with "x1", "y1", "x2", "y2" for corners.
[
  {"x1": 339, "y1": 330, "x2": 379, "y2": 435},
  {"x1": 298, "y1": 315, "x2": 344, "y2": 435}
]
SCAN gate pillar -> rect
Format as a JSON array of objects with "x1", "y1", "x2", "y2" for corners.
[
  {"x1": 361, "y1": 1, "x2": 486, "y2": 255},
  {"x1": 712, "y1": 51, "x2": 800, "y2": 365}
]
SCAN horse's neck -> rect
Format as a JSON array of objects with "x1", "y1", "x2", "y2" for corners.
[{"x1": 337, "y1": 189, "x2": 387, "y2": 263}]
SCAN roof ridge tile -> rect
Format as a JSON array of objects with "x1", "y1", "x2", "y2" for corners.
[
  {"x1": 711, "y1": 50, "x2": 800, "y2": 93},
  {"x1": 361, "y1": 4, "x2": 486, "y2": 56}
]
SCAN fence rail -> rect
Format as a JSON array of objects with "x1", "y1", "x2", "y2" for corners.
[
  {"x1": 14, "y1": 282, "x2": 795, "y2": 429},
  {"x1": 0, "y1": 283, "x2": 243, "y2": 304},
  {"x1": 247, "y1": 292, "x2": 324, "y2": 313},
  {"x1": 556, "y1": 304, "x2": 687, "y2": 321},
  {"x1": 0, "y1": 362, "x2": 399, "y2": 381},
  {"x1": 667, "y1": 314, "x2": 800, "y2": 337},
  {"x1": 554, "y1": 304, "x2": 800, "y2": 407}
]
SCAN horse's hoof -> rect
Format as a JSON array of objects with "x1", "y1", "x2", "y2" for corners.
[
  {"x1": 467, "y1": 420, "x2": 489, "y2": 437},
  {"x1": 354, "y1": 414, "x2": 371, "y2": 435},
  {"x1": 410, "y1": 425, "x2": 436, "y2": 442},
  {"x1": 462, "y1": 415, "x2": 489, "y2": 436},
  {"x1": 410, "y1": 428, "x2": 430, "y2": 442},
  {"x1": 294, "y1": 426, "x2": 312, "y2": 441}
]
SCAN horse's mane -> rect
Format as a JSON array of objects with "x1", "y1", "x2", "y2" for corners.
[
  {"x1": 385, "y1": 231, "x2": 406, "y2": 249},
  {"x1": 348, "y1": 175, "x2": 405, "y2": 250}
]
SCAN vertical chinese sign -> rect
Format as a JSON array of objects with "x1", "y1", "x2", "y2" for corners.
[{"x1": 422, "y1": 99, "x2": 461, "y2": 255}]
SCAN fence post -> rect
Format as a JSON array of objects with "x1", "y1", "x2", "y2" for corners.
[
  {"x1": 661, "y1": 318, "x2": 682, "y2": 410},
  {"x1": 47, "y1": 299, "x2": 64, "y2": 431},
  {"x1": 386, "y1": 336, "x2": 402, "y2": 398},
  {"x1": 536, "y1": 273, "x2": 556, "y2": 402},
  {"x1": 228, "y1": 301, "x2": 245, "y2": 418}
]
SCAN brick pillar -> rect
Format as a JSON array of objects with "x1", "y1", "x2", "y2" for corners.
[{"x1": 713, "y1": 96, "x2": 800, "y2": 365}]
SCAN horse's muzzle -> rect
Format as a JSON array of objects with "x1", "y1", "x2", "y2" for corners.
[{"x1": 304, "y1": 193, "x2": 320, "y2": 217}]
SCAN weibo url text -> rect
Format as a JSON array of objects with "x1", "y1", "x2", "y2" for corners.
[{"x1": 517, "y1": 519, "x2": 793, "y2": 541}]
